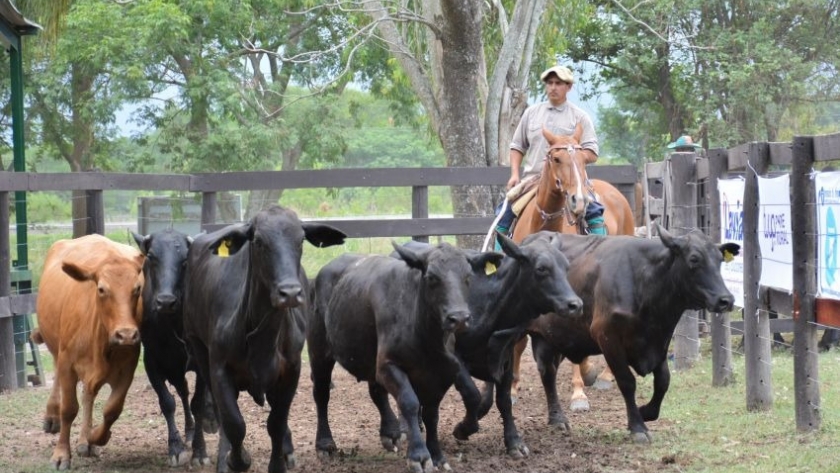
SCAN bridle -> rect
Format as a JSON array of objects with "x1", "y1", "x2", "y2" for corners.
[{"x1": 535, "y1": 143, "x2": 585, "y2": 227}]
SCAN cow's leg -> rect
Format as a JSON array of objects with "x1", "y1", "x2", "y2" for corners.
[
  {"x1": 172, "y1": 376, "x2": 195, "y2": 443},
  {"x1": 310, "y1": 345, "x2": 338, "y2": 458},
  {"x1": 452, "y1": 362, "x2": 481, "y2": 440},
  {"x1": 477, "y1": 381, "x2": 495, "y2": 419},
  {"x1": 377, "y1": 362, "x2": 433, "y2": 473},
  {"x1": 53, "y1": 364, "x2": 79, "y2": 470},
  {"x1": 89, "y1": 361, "x2": 137, "y2": 450},
  {"x1": 148, "y1": 364, "x2": 189, "y2": 467},
  {"x1": 638, "y1": 358, "x2": 671, "y2": 423},
  {"x1": 43, "y1": 369, "x2": 61, "y2": 434},
  {"x1": 368, "y1": 382, "x2": 404, "y2": 451},
  {"x1": 76, "y1": 381, "x2": 102, "y2": 457},
  {"x1": 496, "y1": 366, "x2": 529, "y2": 458},
  {"x1": 211, "y1": 367, "x2": 251, "y2": 473},
  {"x1": 531, "y1": 336, "x2": 570, "y2": 430},
  {"x1": 510, "y1": 336, "x2": 528, "y2": 396},
  {"x1": 186, "y1": 343, "x2": 212, "y2": 467},
  {"x1": 603, "y1": 351, "x2": 650, "y2": 443},
  {"x1": 266, "y1": 371, "x2": 300, "y2": 473},
  {"x1": 420, "y1": 400, "x2": 449, "y2": 470}
]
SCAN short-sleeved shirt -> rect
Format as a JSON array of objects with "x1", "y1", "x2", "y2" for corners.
[{"x1": 510, "y1": 101, "x2": 598, "y2": 177}]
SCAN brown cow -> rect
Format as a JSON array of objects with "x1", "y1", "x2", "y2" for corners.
[{"x1": 33, "y1": 234, "x2": 145, "y2": 470}]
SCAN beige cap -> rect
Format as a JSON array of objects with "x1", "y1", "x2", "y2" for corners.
[{"x1": 540, "y1": 65, "x2": 574, "y2": 83}]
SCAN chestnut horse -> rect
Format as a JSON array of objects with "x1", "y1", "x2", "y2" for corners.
[{"x1": 509, "y1": 125, "x2": 635, "y2": 414}]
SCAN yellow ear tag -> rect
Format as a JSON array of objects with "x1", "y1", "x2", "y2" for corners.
[
  {"x1": 723, "y1": 250, "x2": 734, "y2": 263},
  {"x1": 485, "y1": 261, "x2": 497, "y2": 276},
  {"x1": 218, "y1": 239, "x2": 231, "y2": 258}
]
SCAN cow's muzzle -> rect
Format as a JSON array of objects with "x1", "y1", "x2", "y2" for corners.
[
  {"x1": 154, "y1": 293, "x2": 179, "y2": 313},
  {"x1": 110, "y1": 327, "x2": 140, "y2": 346},
  {"x1": 272, "y1": 283, "x2": 304, "y2": 309},
  {"x1": 710, "y1": 295, "x2": 735, "y2": 313},
  {"x1": 444, "y1": 311, "x2": 471, "y2": 333}
]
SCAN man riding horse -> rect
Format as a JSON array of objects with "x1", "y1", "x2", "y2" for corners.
[{"x1": 493, "y1": 64, "x2": 605, "y2": 246}]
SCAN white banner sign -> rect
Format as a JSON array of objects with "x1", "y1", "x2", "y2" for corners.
[
  {"x1": 757, "y1": 174, "x2": 792, "y2": 291},
  {"x1": 719, "y1": 178, "x2": 745, "y2": 308},
  {"x1": 816, "y1": 172, "x2": 840, "y2": 300}
]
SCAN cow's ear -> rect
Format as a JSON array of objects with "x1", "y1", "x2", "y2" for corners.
[
  {"x1": 302, "y1": 223, "x2": 347, "y2": 249},
  {"x1": 391, "y1": 240, "x2": 428, "y2": 271},
  {"x1": 469, "y1": 252, "x2": 504, "y2": 276},
  {"x1": 62, "y1": 261, "x2": 94, "y2": 282},
  {"x1": 208, "y1": 223, "x2": 251, "y2": 257},
  {"x1": 497, "y1": 232, "x2": 524, "y2": 260},
  {"x1": 720, "y1": 242, "x2": 741, "y2": 260},
  {"x1": 131, "y1": 231, "x2": 150, "y2": 255}
]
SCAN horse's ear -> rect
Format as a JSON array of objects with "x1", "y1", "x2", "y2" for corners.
[
  {"x1": 542, "y1": 126, "x2": 559, "y2": 145},
  {"x1": 573, "y1": 122, "x2": 583, "y2": 143}
]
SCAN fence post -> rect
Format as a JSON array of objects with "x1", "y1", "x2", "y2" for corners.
[
  {"x1": 744, "y1": 142, "x2": 773, "y2": 411},
  {"x1": 201, "y1": 192, "x2": 217, "y2": 231},
  {"x1": 412, "y1": 185, "x2": 429, "y2": 243},
  {"x1": 708, "y1": 149, "x2": 734, "y2": 386},
  {"x1": 85, "y1": 189, "x2": 105, "y2": 236},
  {"x1": 670, "y1": 153, "x2": 700, "y2": 370},
  {"x1": 791, "y1": 136, "x2": 820, "y2": 431},
  {"x1": 0, "y1": 191, "x2": 17, "y2": 391}
]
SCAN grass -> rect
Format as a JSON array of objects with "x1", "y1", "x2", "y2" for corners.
[{"x1": 636, "y1": 344, "x2": 840, "y2": 472}]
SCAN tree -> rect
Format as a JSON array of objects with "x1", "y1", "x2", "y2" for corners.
[
  {"x1": 569, "y1": 0, "x2": 840, "y2": 162},
  {"x1": 308, "y1": 0, "x2": 590, "y2": 247}
]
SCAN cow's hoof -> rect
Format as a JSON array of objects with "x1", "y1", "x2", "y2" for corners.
[
  {"x1": 570, "y1": 398, "x2": 590, "y2": 412},
  {"x1": 439, "y1": 461, "x2": 452, "y2": 471},
  {"x1": 226, "y1": 449, "x2": 252, "y2": 472},
  {"x1": 630, "y1": 431, "x2": 653, "y2": 443},
  {"x1": 170, "y1": 450, "x2": 190, "y2": 467},
  {"x1": 406, "y1": 457, "x2": 434, "y2": 473},
  {"x1": 50, "y1": 452, "x2": 71, "y2": 471},
  {"x1": 191, "y1": 454, "x2": 212, "y2": 467},
  {"x1": 547, "y1": 415, "x2": 571, "y2": 432},
  {"x1": 381, "y1": 433, "x2": 405, "y2": 452},
  {"x1": 76, "y1": 443, "x2": 100, "y2": 457},
  {"x1": 202, "y1": 417, "x2": 219, "y2": 434},
  {"x1": 506, "y1": 443, "x2": 530, "y2": 458},
  {"x1": 593, "y1": 378, "x2": 614, "y2": 390},
  {"x1": 452, "y1": 420, "x2": 479, "y2": 440},
  {"x1": 285, "y1": 453, "x2": 297, "y2": 469},
  {"x1": 43, "y1": 418, "x2": 60, "y2": 434}
]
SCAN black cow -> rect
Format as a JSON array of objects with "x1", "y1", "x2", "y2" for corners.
[
  {"x1": 132, "y1": 229, "x2": 216, "y2": 467},
  {"x1": 183, "y1": 205, "x2": 346, "y2": 473},
  {"x1": 309, "y1": 242, "x2": 493, "y2": 472},
  {"x1": 523, "y1": 225, "x2": 739, "y2": 442},
  {"x1": 395, "y1": 232, "x2": 583, "y2": 457}
]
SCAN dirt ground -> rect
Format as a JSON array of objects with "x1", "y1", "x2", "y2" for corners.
[{"x1": 6, "y1": 349, "x2": 685, "y2": 473}]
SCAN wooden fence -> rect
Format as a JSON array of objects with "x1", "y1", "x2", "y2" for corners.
[
  {"x1": 646, "y1": 132, "x2": 840, "y2": 432},
  {"x1": 0, "y1": 164, "x2": 637, "y2": 391}
]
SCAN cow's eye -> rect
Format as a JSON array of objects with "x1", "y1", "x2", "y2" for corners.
[
  {"x1": 689, "y1": 254, "x2": 701, "y2": 266},
  {"x1": 426, "y1": 273, "x2": 440, "y2": 286},
  {"x1": 98, "y1": 285, "x2": 106, "y2": 296},
  {"x1": 536, "y1": 264, "x2": 549, "y2": 276}
]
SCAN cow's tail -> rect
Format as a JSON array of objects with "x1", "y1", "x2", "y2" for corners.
[{"x1": 30, "y1": 328, "x2": 44, "y2": 345}]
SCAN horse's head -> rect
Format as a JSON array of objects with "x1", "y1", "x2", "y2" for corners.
[{"x1": 542, "y1": 123, "x2": 590, "y2": 218}]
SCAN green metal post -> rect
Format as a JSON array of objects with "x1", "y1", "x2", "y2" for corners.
[{"x1": 10, "y1": 41, "x2": 30, "y2": 388}]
